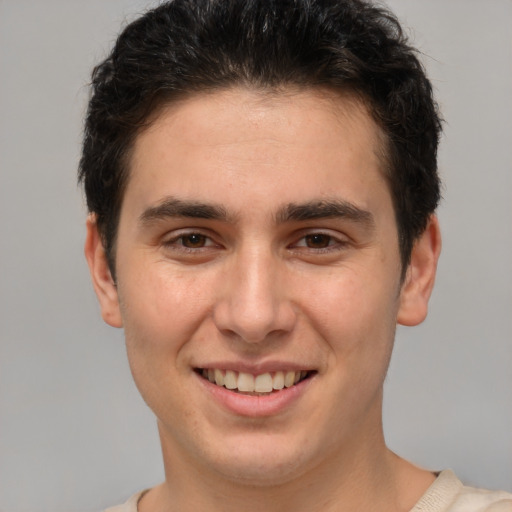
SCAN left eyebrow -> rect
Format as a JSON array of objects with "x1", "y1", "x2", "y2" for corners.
[{"x1": 275, "y1": 199, "x2": 375, "y2": 229}]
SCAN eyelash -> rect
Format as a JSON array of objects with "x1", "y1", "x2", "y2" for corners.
[
  {"x1": 162, "y1": 231, "x2": 219, "y2": 252},
  {"x1": 290, "y1": 232, "x2": 348, "y2": 252},
  {"x1": 162, "y1": 230, "x2": 349, "y2": 255}
]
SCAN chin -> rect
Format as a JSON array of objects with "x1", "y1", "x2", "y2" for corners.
[
  {"x1": 212, "y1": 457, "x2": 306, "y2": 487},
  {"x1": 199, "y1": 433, "x2": 316, "y2": 486}
]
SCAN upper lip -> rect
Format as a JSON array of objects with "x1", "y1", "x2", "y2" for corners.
[{"x1": 193, "y1": 361, "x2": 316, "y2": 374}]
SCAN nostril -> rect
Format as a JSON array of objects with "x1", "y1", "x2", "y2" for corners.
[{"x1": 211, "y1": 276, "x2": 297, "y2": 344}]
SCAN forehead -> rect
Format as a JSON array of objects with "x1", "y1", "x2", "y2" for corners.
[
  {"x1": 124, "y1": 87, "x2": 390, "y2": 219},
  {"x1": 138, "y1": 87, "x2": 383, "y2": 160}
]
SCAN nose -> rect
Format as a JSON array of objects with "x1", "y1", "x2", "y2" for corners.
[{"x1": 213, "y1": 246, "x2": 297, "y2": 344}]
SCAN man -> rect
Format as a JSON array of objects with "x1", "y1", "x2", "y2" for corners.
[{"x1": 80, "y1": 0, "x2": 512, "y2": 510}]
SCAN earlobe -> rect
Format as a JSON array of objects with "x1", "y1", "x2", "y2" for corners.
[
  {"x1": 84, "y1": 214, "x2": 123, "y2": 328},
  {"x1": 397, "y1": 215, "x2": 442, "y2": 327}
]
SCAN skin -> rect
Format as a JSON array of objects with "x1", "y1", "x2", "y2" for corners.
[{"x1": 86, "y1": 87, "x2": 441, "y2": 512}]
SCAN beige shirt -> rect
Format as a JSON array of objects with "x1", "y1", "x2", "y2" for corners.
[{"x1": 105, "y1": 470, "x2": 512, "y2": 512}]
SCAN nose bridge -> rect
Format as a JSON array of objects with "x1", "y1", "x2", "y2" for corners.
[{"x1": 214, "y1": 242, "x2": 295, "y2": 343}]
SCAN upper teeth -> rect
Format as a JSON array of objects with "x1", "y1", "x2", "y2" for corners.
[{"x1": 201, "y1": 369, "x2": 308, "y2": 393}]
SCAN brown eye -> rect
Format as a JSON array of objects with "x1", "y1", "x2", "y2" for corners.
[
  {"x1": 181, "y1": 234, "x2": 207, "y2": 248},
  {"x1": 304, "y1": 234, "x2": 332, "y2": 248}
]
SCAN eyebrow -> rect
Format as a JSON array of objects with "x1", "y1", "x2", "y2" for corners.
[
  {"x1": 139, "y1": 197, "x2": 231, "y2": 224},
  {"x1": 139, "y1": 196, "x2": 375, "y2": 229},
  {"x1": 275, "y1": 199, "x2": 375, "y2": 228}
]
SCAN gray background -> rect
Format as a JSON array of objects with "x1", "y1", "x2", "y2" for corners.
[{"x1": 0, "y1": 1, "x2": 510, "y2": 510}]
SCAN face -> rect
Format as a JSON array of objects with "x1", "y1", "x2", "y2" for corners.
[{"x1": 86, "y1": 87, "x2": 439, "y2": 485}]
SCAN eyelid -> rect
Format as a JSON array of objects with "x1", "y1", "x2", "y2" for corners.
[
  {"x1": 294, "y1": 234, "x2": 336, "y2": 248},
  {"x1": 162, "y1": 228, "x2": 221, "y2": 249},
  {"x1": 289, "y1": 229, "x2": 350, "y2": 248}
]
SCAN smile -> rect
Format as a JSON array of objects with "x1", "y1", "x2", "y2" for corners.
[{"x1": 197, "y1": 368, "x2": 313, "y2": 395}]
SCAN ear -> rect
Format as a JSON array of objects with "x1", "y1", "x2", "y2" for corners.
[
  {"x1": 397, "y1": 215, "x2": 442, "y2": 326},
  {"x1": 84, "y1": 214, "x2": 123, "y2": 328}
]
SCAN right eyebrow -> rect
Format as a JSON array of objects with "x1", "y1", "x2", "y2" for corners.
[{"x1": 139, "y1": 197, "x2": 232, "y2": 225}]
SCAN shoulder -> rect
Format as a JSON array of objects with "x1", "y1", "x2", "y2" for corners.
[
  {"x1": 412, "y1": 470, "x2": 512, "y2": 512},
  {"x1": 455, "y1": 484, "x2": 512, "y2": 512},
  {"x1": 104, "y1": 490, "x2": 147, "y2": 512}
]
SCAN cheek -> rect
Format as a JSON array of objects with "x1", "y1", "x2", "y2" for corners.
[
  {"x1": 300, "y1": 269, "x2": 400, "y2": 356},
  {"x1": 118, "y1": 265, "x2": 215, "y2": 364},
  {"x1": 118, "y1": 268, "x2": 216, "y2": 416}
]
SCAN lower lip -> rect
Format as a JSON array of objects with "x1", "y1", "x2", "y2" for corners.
[{"x1": 197, "y1": 373, "x2": 314, "y2": 418}]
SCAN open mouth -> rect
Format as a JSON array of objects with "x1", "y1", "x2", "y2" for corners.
[{"x1": 195, "y1": 368, "x2": 314, "y2": 395}]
